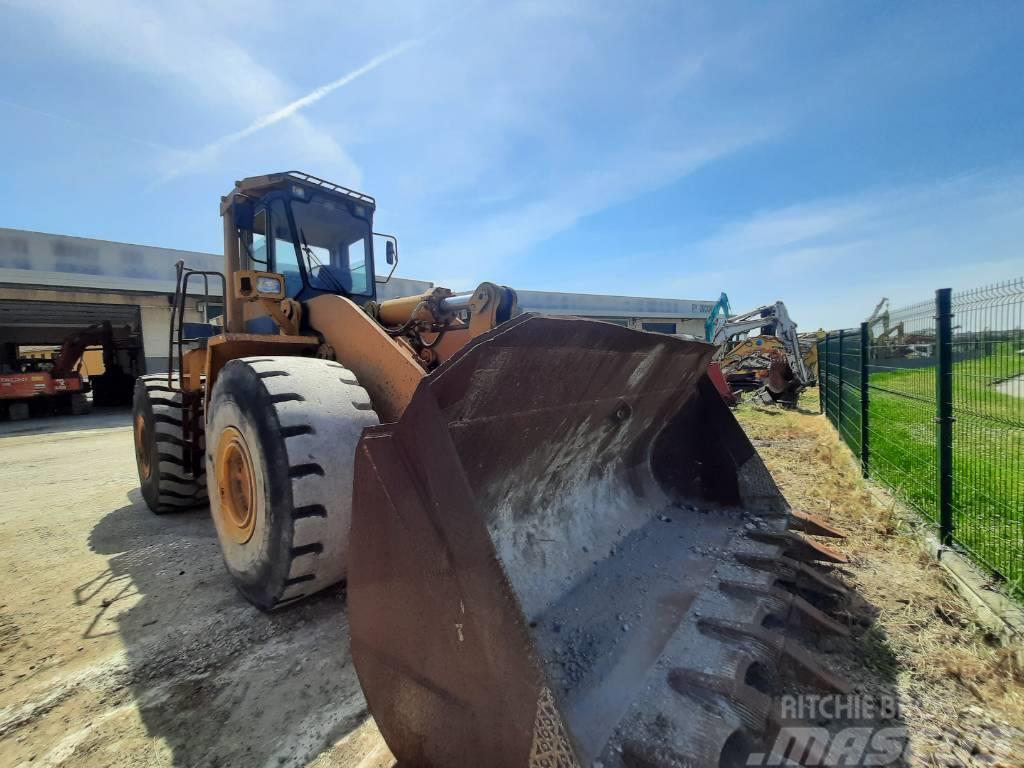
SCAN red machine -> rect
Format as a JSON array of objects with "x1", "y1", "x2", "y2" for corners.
[
  {"x1": 0, "y1": 367, "x2": 88, "y2": 420},
  {"x1": 0, "y1": 321, "x2": 136, "y2": 420}
]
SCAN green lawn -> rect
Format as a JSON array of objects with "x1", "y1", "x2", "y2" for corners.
[{"x1": 859, "y1": 342, "x2": 1024, "y2": 594}]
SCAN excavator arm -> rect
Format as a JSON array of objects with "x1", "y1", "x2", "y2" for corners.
[
  {"x1": 713, "y1": 301, "x2": 810, "y2": 384},
  {"x1": 51, "y1": 321, "x2": 117, "y2": 377}
]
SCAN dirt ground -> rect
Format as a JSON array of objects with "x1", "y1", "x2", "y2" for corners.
[
  {"x1": 0, "y1": 403, "x2": 1022, "y2": 767},
  {"x1": 0, "y1": 411, "x2": 394, "y2": 768}
]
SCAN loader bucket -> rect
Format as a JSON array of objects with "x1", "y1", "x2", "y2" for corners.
[{"x1": 348, "y1": 314, "x2": 834, "y2": 767}]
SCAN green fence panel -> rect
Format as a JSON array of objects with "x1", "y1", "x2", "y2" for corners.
[
  {"x1": 818, "y1": 278, "x2": 1023, "y2": 600},
  {"x1": 948, "y1": 279, "x2": 1024, "y2": 592}
]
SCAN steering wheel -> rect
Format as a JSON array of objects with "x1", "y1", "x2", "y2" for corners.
[{"x1": 309, "y1": 264, "x2": 351, "y2": 292}]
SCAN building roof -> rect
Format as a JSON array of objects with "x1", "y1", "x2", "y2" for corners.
[
  {"x1": 0, "y1": 228, "x2": 221, "y2": 294},
  {"x1": 0, "y1": 229, "x2": 722, "y2": 319}
]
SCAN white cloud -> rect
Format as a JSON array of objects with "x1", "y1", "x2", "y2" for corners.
[
  {"x1": 413, "y1": 131, "x2": 774, "y2": 288},
  {"x1": 0, "y1": 96, "x2": 171, "y2": 152},
  {"x1": 662, "y1": 173, "x2": 1024, "y2": 328},
  {"x1": 4, "y1": 0, "x2": 365, "y2": 183},
  {"x1": 162, "y1": 38, "x2": 423, "y2": 182}
]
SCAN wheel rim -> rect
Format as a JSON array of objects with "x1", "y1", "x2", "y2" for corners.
[
  {"x1": 215, "y1": 427, "x2": 258, "y2": 544},
  {"x1": 135, "y1": 413, "x2": 151, "y2": 480}
]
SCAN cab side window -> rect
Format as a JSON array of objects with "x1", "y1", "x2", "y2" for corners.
[{"x1": 269, "y1": 199, "x2": 303, "y2": 298}]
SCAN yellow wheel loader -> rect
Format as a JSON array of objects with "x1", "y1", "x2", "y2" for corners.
[{"x1": 133, "y1": 171, "x2": 852, "y2": 767}]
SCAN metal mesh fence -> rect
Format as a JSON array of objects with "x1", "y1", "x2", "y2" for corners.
[
  {"x1": 950, "y1": 280, "x2": 1024, "y2": 591},
  {"x1": 821, "y1": 329, "x2": 863, "y2": 459},
  {"x1": 865, "y1": 299, "x2": 939, "y2": 523},
  {"x1": 818, "y1": 278, "x2": 1024, "y2": 598}
]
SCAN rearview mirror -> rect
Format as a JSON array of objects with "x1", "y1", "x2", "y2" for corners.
[
  {"x1": 233, "y1": 200, "x2": 254, "y2": 230},
  {"x1": 373, "y1": 232, "x2": 399, "y2": 283}
]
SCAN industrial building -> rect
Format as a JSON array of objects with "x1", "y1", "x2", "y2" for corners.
[
  {"x1": 0, "y1": 228, "x2": 430, "y2": 376},
  {"x1": 0, "y1": 227, "x2": 724, "y2": 379},
  {"x1": 516, "y1": 289, "x2": 724, "y2": 337}
]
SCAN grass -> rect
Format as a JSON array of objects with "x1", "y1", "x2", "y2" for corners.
[
  {"x1": 844, "y1": 341, "x2": 1024, "y2": 595},
  {"x1": 735, "y1": 397, "x2": 1024, "y2": 744}
]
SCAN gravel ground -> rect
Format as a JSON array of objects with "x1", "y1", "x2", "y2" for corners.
[
  {"x1": 0, "y1": 405, "x2": 1021, "y2": 767},
  {"x1": 0, "y1": 410, "x2": 394, "y2": 768}
]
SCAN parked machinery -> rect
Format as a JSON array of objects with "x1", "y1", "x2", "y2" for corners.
[
  {"x1": 132, "y1": 171, "x2": 851, "y2": 767},
  {"x1": 0, "y1": 320, "x2": 138, "y2": 419},
  {"x1": 711, "y1": 301, "x2": 813, "y2": 405}
]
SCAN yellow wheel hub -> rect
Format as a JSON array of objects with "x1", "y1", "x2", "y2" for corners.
[
  {"x1": 135, "y1": 413, "x2": 151, "y2": 480},
  {"x1": 215, "y1": 427, "x2": 258, "y2": 545}
]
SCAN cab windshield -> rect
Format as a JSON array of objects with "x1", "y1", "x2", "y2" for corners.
[{"x1": 266, "y1": 193, "x2": 373, "y2": 299}]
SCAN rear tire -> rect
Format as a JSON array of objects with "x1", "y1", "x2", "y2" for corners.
[
  {"x1": 133, "y1": 375, "x2": 208, "y2": 513},
  {"x1": 206, "y1": 357, "x2": 379, "y2": 610}
]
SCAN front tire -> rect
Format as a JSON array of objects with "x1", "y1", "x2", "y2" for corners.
[
  {"x1": 133, "y1": 375, "x2": 208, "y2": 513},
  {"x1": 206, "y1": 357, "x2": 379, "y2": 610}
]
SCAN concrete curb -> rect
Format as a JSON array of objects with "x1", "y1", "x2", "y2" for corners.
[
  {"x1": 866, "y1": 484, "x2": 1024, "y2": 657},
  {"x1": 922, "y1": 533, "x2": 1024, "y2": 647}
]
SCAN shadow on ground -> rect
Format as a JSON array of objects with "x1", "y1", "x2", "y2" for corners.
[
  {"x1": 87, "y1": 494, "x2": 371, "y2": 767},
  {"x1": 769, "y1": 570, "x2": 913, "y2": 767},
  {"x1": 85, "y1": 499, "x2": 913, "y2": 767},
  {"x1": 0, "y1": 407, "x2": 131, "y2": 438}
]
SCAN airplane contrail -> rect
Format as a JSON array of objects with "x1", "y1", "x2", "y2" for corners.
[
  {"x1": 206, "y1": 38, "x2": 422, "y2": 153},
  {"x1": 161, "y1": 37, "x2": 422, "y2": 182}
]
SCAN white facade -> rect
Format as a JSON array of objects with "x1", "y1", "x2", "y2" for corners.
[
  {"x1": 0, "y1": 228, "x2": 724, "y2": 374},
  {"x1": 515, "y1": 289, "x2": 719, "y2": 337},
  {"x1": 0, "y1": 228, "x2": 434, "y2": 372}
]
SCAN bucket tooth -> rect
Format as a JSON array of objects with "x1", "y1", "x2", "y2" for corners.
[
  {"x1": 748, "y1": 530, "x2": 849, "y2": 564},
  {"x1": 698, "y1": 617, "x2": 850, "y2": 694},
  {"x1": 719, "y1": 581, "x2": 850, "y2": 637},
  {"x1": 784, "y1": 559, "x2": 849, "y2": 596},
  {"x1": 735, "y1": 553, "x2": 849, "y2": 597},
  {"x1": 786, "y1": 593, "x2": 850, "y2": 637},
  {"x1": 779, "y1": 641, "x2": 852, "y2": 694},
  {"x1": 667, "y1": 666, "x2": 771, "y2": 732},
  {"x1": 788, "y1": 510, "x2": 846, "y2": 539}
]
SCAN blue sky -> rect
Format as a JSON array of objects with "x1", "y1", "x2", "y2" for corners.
[{"x1": 1, "y1": 1, "x2": 1022, "y2": 328}]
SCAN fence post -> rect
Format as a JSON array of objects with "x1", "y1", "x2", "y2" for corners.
[
  {"x1": 820, "y1": 333, "x2": 829, "y2": 415},
  {"x1": 860, "y1": 321, "x2": 870, "y2": 478},
  {"x1": 935, "y1": 288, "x2": 954, "y2": 546},
  {"x1": 837, "y1": 329, "x2": 845, "y2": 429}
]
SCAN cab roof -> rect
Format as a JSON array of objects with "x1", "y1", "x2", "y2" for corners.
[{"x1": 220, "y1": 171, "x2": 375, "y2": 215}]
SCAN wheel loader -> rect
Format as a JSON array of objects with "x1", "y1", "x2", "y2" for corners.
[{"x1": 133, "y1": 171, "x2": 852, "y2": 767}]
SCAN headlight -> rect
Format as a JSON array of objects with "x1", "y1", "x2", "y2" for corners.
[{"x1": 256, "y1": 276, "x2": 283, "y2": 295}]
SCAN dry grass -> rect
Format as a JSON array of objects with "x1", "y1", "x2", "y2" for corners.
[{"x1": 737, "y1": 397, "x2": 1024, "y2": 764}]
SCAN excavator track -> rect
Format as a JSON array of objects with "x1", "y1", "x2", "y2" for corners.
[{"x1": 347, "y1": 314, "x2": 852, "y2": 767}]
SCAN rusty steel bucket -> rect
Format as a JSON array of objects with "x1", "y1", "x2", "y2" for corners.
[{"x1": 348, "y1": 314, "x2": 845, "y2": 767}]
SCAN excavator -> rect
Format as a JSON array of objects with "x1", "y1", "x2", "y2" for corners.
[
  {"x1": 132, "y1": 171, "x2": 851, "y2": 767},
  {"x1": 711, "y1": 301, "x2": 814, "y2": 406}
]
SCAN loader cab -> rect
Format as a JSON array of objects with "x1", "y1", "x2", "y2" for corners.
[{"x1": 224, "y1": 172, "x2": 380, "y2": 317}]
